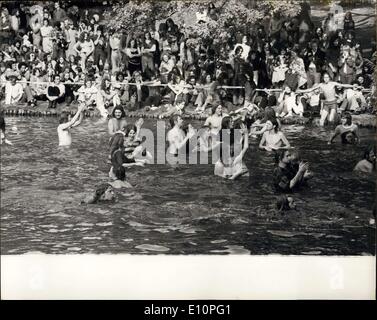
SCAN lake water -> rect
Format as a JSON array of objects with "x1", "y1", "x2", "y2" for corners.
[{"x1": 0, "y1": 117, "x2": 375, "y2": 255}]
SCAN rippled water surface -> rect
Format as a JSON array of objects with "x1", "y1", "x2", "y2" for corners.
[{"x1": 1, "y1": 117, "x2": 375, "y2": 255}]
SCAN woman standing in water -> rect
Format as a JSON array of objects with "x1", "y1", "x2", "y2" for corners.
[
  {"x1": 214, "y1": 117, "x2": 249, "y2": 180},
  {"x1": 108, "y1": 105, "x2": 127, "y2": 136},
  {"x1": 57, "y1": 104, "x2": 85, "y2": 146},
  {"x1": 259, "y1": 118, "x2": 291, "y2": 151}
]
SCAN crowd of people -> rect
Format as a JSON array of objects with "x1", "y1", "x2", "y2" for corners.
[
  {"x1": 0, "y1": 1, "x2": 376, "y2": 120},
  {"x1": 0, "y1": 2, "x2": 375, "y2": 221}
]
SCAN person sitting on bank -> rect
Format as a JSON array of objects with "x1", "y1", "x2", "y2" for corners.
[
  {"x1": 46, "y1": 74, "x2": 66, "y2": 108},
  {"x1": 328, "y1": 112, "x2": 359, "y2": 145},
  {"x1": 4, "y1": 74, "x2": 24, "y2": 105}
]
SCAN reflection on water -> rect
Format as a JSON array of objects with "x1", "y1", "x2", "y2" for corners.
[{"x1": 0, "y1": 117, "x2": 375, "y2": 255}]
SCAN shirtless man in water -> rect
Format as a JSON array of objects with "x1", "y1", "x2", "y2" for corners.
[
  {"x1": 167, "y1": 115, "x2": 195, "y2": 164},
  {"x1": 57, "y1": 105, "x2": 85, "y2": 146},
  {"x1": 298, "y1": 73, "x2": 362, "y2": 126}
]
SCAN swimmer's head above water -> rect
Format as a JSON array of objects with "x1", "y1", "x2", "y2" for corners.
[
  {"x1": 276, "y1": 195, "x2": 296, "y2": 212},
  {"x1": 82, "y1": 183, "x2": 115, "y2": 204},
  {"x1": 169, "y1": 114, "x2": 183, "y2": 128},
  {"x1": 59, "y1": 111, "x2": 71, "y2": 124}
]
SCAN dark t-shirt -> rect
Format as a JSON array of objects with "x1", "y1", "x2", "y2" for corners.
[{"x1": 273, "y1": 165, "x2": 297, "y2": 192}]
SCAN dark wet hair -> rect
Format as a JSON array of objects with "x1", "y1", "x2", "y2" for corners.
[
  {"x1": 109, "y1": 133, "x2": 126, "y2": 180},
  {"x1": 364, "y1": 145, "x2": 376, "y2": 162},
  {"x1": 221, "y1": 116, "x2": 232, "y2": 130},
  {"x1": 276, "y1": 195, "x2": 290, "y2": 211},
  {"x1": 111, "y1": 105, "x2": 126, "y2": 118},
  {"x1": 343, "y1": 111, "x2": 352, "y2": 125},
  {"x1": 275, "y1": 149, "x2": 289, "y2": 165},
  {"x1": 109, "y1": 132, "x2": 125, "y2": 155},
  {"x1": 87, "y1": 183, "x2": 113, "y2": 204},
  {"x1": 169, "y1": 114, "x2": 180, "y2": 128},
  {"x1": 270, "y1": 118, "x2": 279, "y2": 133},
  {"x1": 124, "y1": 124, "x2": 137, "y2": 137},
  {"x1": 59, "y1": 111, "x2": 70, "y2": 124}
]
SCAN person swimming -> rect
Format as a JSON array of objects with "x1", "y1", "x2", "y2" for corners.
[
  {"x1": 57, "y1": 104, "x2": 85, "y2": 146},
  {"x1": 276, "y1": 195, "x2": 297, "y2": 212},
  {"x1": 328, "y1": 112, "x2": 359, "y2": 145},
  {"x1": 214, "y1": 116, "x2": 249, "y2": 180},
  {"x1": 354, "y1": 145, "x2": 376, "y2": 173},
  {"x1": 81, "y1": 183, "x2": 116, "y2": 204},
  {"x1": 259, "y1": 118, "x2": 291, "y2": 151}
]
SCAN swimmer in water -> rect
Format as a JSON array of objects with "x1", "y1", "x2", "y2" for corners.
[
  {"x1": 276, "y1": 195, "x2": 297, "y2": 213},
  {"x1": 297, "y1": 72, "x2": 363, "y2": 126},
  {"x1": 354, "y1": 145, "x2": 376, "y2": 173},
  {"x1": 123, "y1": 120, "x2": 151, "y2": 164},
  {"x1": 57, "y1": 104, "x2": 85, "y2": 146},
  {"x1": 81, "y1": 183, "x2": 116, "y2": 204},
  {"x1": 108, "y1": 133, "x2": 137, "y2": 189},
  {"x1": 108, "y1": 105, "x2": 127, "y2": 136},
  {"x1": 0, "y1": 113, "x2": 12, "y2": 145},
  {"x1": 259, "y1": 118, "x2": 291, "y2": 151},
  {"x1": 166, "y1": 114, "x2": 196, "y2": 164},
  {"x1": 273, "y1": 149, "x2": 310, "y2": 192},
  {"x1": 214, "y1": 117, "x2": 249, "y2": 180},
  {"x1": 328, "y1": 112, "x2": 359, "y2": 145}
]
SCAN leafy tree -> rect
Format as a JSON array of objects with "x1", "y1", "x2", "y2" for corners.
[{"x1": 104, "y1": 0, "x2": 302, "y2": 39}]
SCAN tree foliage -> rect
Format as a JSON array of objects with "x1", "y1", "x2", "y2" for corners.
[{"x1": 104, "y1": 0, "x2": 302, "y2": 38}]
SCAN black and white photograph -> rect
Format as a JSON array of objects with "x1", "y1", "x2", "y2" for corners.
[{"x1": 0, "y1": 0, "x2": 376, "y2": 300}]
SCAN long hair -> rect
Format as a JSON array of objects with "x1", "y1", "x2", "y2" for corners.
[
  {"x1": 274, "y1": 149, "x2": 288, "y2": 165},
  {"x1": 111, "y1": 105, "x2": 126, "y2": 118},
  {"x1": 124, "y1": 124, "x2": 137, "y2": 137},
  {"x1": 89, "y1": 183, "x2": 112, "y2": 204},
  {"x1": 109, "y1": 132, "x2": 125, "y2": 155}
]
